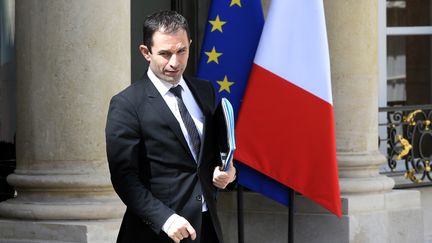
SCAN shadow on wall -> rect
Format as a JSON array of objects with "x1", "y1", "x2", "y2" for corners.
[
  {"x1": 0, "y1": 0, "x2": 16, "y2": 202},
  {"x1": 0, "y1": 140, "x2": 15, "y2": 202}
]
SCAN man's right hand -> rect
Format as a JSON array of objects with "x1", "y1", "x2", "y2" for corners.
[{"x1": 166, "y1": 216, "x2": 197, "y2": 242}]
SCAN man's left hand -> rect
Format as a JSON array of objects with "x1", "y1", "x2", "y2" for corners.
[{"x1": 212, "y1": 160, "x2": 236, "y2": 189}]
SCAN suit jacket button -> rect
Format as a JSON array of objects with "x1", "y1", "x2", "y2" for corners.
[{"x1": 196, "y1": 195, "x2": 202, "y2": 201}]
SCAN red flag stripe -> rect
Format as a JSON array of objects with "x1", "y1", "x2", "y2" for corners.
[{"x1": 235, "y1": 64, "x2": 341, "y2": 216}]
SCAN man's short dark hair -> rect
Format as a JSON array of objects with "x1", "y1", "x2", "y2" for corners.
[{"x1": 142, "y1": 10, "x2": 191, "y2": 53}]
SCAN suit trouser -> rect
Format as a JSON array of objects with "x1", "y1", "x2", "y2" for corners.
[{"x1": 200, "y1": 211, "x2": 219, "y2": 243}]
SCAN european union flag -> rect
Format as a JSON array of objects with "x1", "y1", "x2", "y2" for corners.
[
  {"x1": 197, "y1": 0, "x2": 291, "y2": 206},
  {"x1": 196, "y1": 0, "x2": 263, "y2": 116}
]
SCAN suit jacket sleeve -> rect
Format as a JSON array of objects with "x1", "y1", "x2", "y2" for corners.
[{"x1": 105, "y1": 94, "x2": 174, "y2": 234}]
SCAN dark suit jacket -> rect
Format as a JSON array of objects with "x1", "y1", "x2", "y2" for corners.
[{"x1": 105, "y1": 74, "x2": 223, "y2": 243}]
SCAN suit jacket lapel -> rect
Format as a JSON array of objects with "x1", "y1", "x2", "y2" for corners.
[{"x1": 142, "y1": 76, "x2": 195, "y2": 160}]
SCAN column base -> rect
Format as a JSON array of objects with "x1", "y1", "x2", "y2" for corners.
[
  {"x1": 0, "y1": 219, "x2": 122, "y2": 243},
  {"x1": 217, "y1": 191, "x2": 289, "y2": 243},
  {"x1": 295, "y1": 190, "x2": 424, "y2": 243},
  {"x1": 0, "y1": 198, "x2": 125, "y2": 220},
  {"x1": 0, "y1": 171, "x2": 125, "y2": 220}
]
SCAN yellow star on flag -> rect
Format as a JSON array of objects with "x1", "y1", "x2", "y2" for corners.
[
  {"x1": 230, "y1": 0, "x2": 242, "y2": 7},
  {"x1": 217, "y1": 75, "x2": 235, "y2": 93},
  {"x1": 205, "y1": 47, "x2": 223, "y2": 64},
  {"x1": 209, "y1": 15, "x2": 226, "y2": 33}
]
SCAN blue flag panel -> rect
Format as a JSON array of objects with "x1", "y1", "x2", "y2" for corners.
[{"x1": 196, "y1": 0, "x2": 290, "y2": 206}]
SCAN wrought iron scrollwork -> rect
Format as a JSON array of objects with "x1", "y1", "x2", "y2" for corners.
[
  {"x1": 380, "y1": 105, "x2": 432, "y2": 184},
  {"x1": 394, "y1": 135, "x2": 411, "y2": 161}
]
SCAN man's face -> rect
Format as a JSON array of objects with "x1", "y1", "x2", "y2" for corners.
[{"x1": 140, "y1": 30, "x2": 190, "y2": 84}]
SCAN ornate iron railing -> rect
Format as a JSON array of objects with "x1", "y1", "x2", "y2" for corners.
[{"x1": 379, "y1": 105, "x2": 432, "y2": 185}]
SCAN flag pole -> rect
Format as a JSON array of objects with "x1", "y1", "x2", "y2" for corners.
[
  {"x1": 288, "y1": 188, "x2": 295, "y2": 243},
  {"x1": 237, "y1": 185, "x2": 245, "y2": 243}
]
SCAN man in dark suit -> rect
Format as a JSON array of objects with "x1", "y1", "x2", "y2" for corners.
[{"x1": 105, "y1": 10, "x2": 236, "y2": 243}]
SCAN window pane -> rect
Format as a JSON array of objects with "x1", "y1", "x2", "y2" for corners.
[
  {"x1": 387, "y1": 0, "x2": 432, "y2": 27},
  {"x1": 387, "y1": 35, "x2": 432, "y2": 105}
]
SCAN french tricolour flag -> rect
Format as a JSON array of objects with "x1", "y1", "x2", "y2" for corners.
[{"x1": 235, "y1": 0, "x2": 342, "y2": 217}]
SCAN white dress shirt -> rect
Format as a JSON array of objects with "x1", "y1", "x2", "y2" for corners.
[{"x1": 147, "y1": 69, "x2": 204, "y2": 161}]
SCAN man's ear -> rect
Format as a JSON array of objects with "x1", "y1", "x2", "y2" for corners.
[{"x1": 139, "y1": 44, "x2": 151, "y2": 62}]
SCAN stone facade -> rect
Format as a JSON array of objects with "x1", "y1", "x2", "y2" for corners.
[{"x1": 0, "y1": 0, "x2": 426, "y2": 242}]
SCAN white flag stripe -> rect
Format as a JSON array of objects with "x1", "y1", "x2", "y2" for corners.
[{"x1": 254, "y1": 0, "x2": 333, "y2": 105}]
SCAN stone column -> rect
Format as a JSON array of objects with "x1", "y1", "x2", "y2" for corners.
[
  {"x1": 294, "y1": 1, "x2": 423, "y2": 243},
  {"x1": 0, "y1": 1, "x2": 129, "y2": 242}
]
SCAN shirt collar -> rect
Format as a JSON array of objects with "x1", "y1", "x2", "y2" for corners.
[{"x1": 147, "y1": 68, "x2": 187, "y2": 96}]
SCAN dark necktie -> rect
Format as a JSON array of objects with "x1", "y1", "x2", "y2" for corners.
[{"x1": 169, "y1": 85, "x2": 201, "y2": 157}]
